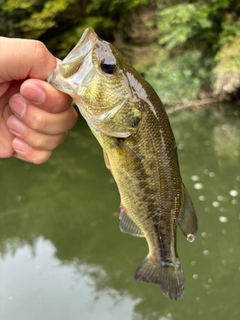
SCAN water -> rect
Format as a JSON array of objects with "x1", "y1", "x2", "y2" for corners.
[{"x1": 0, "y1": 102, "x2": 239, "y2": 320}]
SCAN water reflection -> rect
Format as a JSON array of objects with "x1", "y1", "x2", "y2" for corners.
[
  {"x1": 1, "y1": 237, "x2": 141, "y2": 320},
  {"x1": 0, "y1": 102, "x2": 240, "y2": 320}
]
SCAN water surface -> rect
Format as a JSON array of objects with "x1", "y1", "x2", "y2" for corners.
[{"x1": 0, "y1": 102, "x2": 239, "y2": 320}]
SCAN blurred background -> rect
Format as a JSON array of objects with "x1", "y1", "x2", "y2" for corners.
[
  {"x1": 1, "y1": 0, "x2": 240, "y2": 102},
  {"x1": 0, "y1": 1, "x2": 240, "y2": 320}
]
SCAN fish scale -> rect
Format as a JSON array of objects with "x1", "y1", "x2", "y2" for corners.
[{"x1": 48, "y1": 27, "x2": 198, "y2": 300}]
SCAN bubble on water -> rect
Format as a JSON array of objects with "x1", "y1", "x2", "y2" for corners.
[
  {"x1": 199, "y1": 195, "x2": 206, "y2": 201},
  {"x1": 217, "y1": 195, "x2": 224, "y2": 201},
  {"x1": 204, "y1": 169, "x2": 209, "y2": 175},
  {"x1": 208, "y1": 278, "x2": 213, "y2": 284},
  {"x1": 193, "y1": 274, "x2": 198, "y2": 279},
  {"x1": 212, "y1": 201, "x2": 220, "y2": 207},
  {"x1": 236, "y1": 176, "x2": 240, "y2": 181},
  {"x1": 187, "y1": 234, "x2": 195, "y2": 242},
  {"x1": 196, "y1": 297, "x2": 201, "y2": 302},
  {"x1": 191, "y1": 261, "x2": 196, "y2": 266},
  {"x1": 229, "y1": 248, "x2": 234, "y2": 253},
  {"x1": 222, "y1": 229, "x2": 227, "y2": 234},
  {"x1": 209, "y1": 172, "x2": 215, "y2": 177},
  {"x1": 204, "y1": 207, "x2": 210, "y2": 212},
  {"x1": 230, "y1": 190, "x2": 238, "y2": 197},
  {"x1": 201, "y1": 232, "x2": 207, "y2": 238},
  {"x1": 203, "y1": 250, "x2": 209, "y2": 255},
  {"x1": 232, "y1": 199, "x2": 238, "y2": 205},
  {"x1": 219, "y1": 216, "x2": 228, "y2": 223},
  {"x1": 191, "y1": 175, "x2": 200, "y2": 181},
  {"x1": 194, "y1": 183, "x2": 203, "y2": 190},
  {"x1": 220, "y1": 207, "x2": 225, "y2": 212},
  {"x1": 109, "y1": 177, "x2": 115, "y2": 184},
  {"x1": 222, "y1": 260, "x2": 227, "y2": 266}
]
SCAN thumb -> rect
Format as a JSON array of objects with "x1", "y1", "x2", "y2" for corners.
[{"x1": 0, "y1": 37, "x2": 57, "y2": 82}]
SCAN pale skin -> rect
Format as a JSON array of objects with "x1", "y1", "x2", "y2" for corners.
[{"x1": 0, "y1": 37, "x2": 78, "y2": 164}]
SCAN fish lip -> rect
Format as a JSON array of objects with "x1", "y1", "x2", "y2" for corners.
[
  {"x1": 47, "y1": 27, "x2": 97, "y2": 93},
  {"x1": 58, "y1": 27, "x2": 98, "y2": 78}
]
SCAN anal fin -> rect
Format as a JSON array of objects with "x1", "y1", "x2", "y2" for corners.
[
  {"x1": 178, "y1": 184, "x2": 198, "y2": 242},
  {"x1": 119, "y1": 203, "x2": 145, "y2": 237}
]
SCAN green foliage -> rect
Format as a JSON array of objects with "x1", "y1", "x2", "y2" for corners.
[
  {"x1": 144, "y1": 49, "x2": 213, "y2": 102},
  {"x1": 156, "y1": 3, "x2": 212, "y2": 50},
  {"x1": 87, "y1": 0, "x2": 148, "y2": 13},
  {"x1": 1, "y1": 0, "x2": 240, "y2": 100},
  {"x1": 153, "y1": 0, "x2": 240, "y2": 100},
  {"x1": 0, "y1": 0, "x2": 149, "y2": 58}
]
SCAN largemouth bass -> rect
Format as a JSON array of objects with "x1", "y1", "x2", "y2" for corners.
[{"x1": 48, "y1": 28, "x2": 197, "y2": 300}]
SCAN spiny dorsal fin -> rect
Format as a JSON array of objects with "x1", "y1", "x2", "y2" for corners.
[
  {"x1": 178, "y1": 184, "x2": 198, "y2": 242},
  {"x1": 119, "y1": 203, "x2": 145, "y2": 237}
]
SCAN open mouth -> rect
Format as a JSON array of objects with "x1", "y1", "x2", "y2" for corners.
[
  {"x1": 47, "y1": 27, "x2": 98, "y2": 94},
  {"x1": 58, "y1": 28, "x2": 98, "y2": 79}
]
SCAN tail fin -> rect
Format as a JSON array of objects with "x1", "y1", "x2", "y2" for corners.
[{"x1": 134, "y1": 256, "x2": 184, "y2": 300}]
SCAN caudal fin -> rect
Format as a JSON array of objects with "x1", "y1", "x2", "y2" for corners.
[{"x1": 134, "y1": 257, "x2": 184, "y2": 300}]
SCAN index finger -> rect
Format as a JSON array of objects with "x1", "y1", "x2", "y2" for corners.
[
  {"x1": 0, "y1": 37, "x2": 56, "y2": 82},
  {"x1": 20, "y1": 79, "x2": 73, "y2": 113}
]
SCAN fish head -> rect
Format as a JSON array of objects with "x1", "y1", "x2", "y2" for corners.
[{"x1": 48, "y1": 27, "x2": 142, "y2": 137}]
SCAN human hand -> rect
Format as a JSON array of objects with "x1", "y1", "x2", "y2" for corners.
[{"x1": 0, "y1": 37, "x2": 78, "y2": 164}]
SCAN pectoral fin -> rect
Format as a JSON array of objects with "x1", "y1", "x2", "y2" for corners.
[
  {"x1": 103, "y1": 149, "x2": 111, "y2": 170},
  {"x1": 119, "y1": 203, "x2": 145, "y2": 237},
  {"x1": 178, "y1": 184, "x2": 198, "y2": 242}
]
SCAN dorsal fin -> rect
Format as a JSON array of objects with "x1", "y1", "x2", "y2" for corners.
[
  {"x1": 178, "y1": 184, "x2": 198, "y2": 242},
  {"x1": 119, "y1": 203, "x2": 145, "y2": 237}
]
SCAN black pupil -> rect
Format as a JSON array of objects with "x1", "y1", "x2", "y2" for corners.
[{"x1": 100, "y1": 57, "x2": 117, "y2": 75}]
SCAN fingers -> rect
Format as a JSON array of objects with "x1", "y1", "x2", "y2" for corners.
[
  {"x1": 12, "y1": 139, "x2": 53, "y2": 164},
  {"x1": 9, "y1": 95, "x2": 77, "y2": 134},
  {"x1": 7, "y1": 115, "x2": 67, "y2": 150},
  {"x1": 20, "y1": 79, "x2": 72, "y2": 113},
  {"x1": 0, "y1": 37, "x2": 56, "y2": 81},
  {"x1": 6, "y1": 79, "x2": 78, "y2": 164}
]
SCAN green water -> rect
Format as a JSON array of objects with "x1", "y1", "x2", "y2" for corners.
[{"x1": 0, "y1": 102, "x2": 239, "y2": 320}]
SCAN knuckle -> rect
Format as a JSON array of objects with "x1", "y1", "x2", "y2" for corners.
[
  {"x1": 68, "y1": 107, "x2": 78, "y2": 128},
  {"x1": 32, "y1": 135, "x2": 48, "y2": 150},
  {"x1": 33, "y1": 40, "x2": 48, "y2": 63},
  {"x1": 32, "y1": 151, "x2": 52, "y2": 165},
  {"x1": 32, "y1": 112, "x2": 47, "y2": 132}
]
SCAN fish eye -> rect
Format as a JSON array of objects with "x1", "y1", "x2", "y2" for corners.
[{"x1": 100, "y1": 57, "x2": 117, "y2": 75}]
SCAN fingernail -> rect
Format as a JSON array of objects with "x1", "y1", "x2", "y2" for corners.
[
  {"x1": 9, "y1": 95, "x2": 26, "y2": 118},
  {"x1": 7, "y1": 116, "x2": 27, "y2": 136},
  {"x1": 22, "y1": 83, "x2": 46, "y2": 104},
  {"x1": 13, "y1": 138, "x2": 32, "y2": 153}
]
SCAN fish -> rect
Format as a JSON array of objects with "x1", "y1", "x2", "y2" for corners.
[{"x1": 47, "y1": 27, "x2": 198, "y2": 300}]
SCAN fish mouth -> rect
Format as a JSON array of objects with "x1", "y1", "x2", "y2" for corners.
[{"x1": 47, "y1": 27, "x2": 98, "y2": 93}]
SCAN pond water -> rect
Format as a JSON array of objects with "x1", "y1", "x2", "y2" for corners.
[{"x1": 0, "y1": 102, "x2": 239, "y2": 320}]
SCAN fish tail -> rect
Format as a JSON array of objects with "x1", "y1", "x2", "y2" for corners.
[{"x1": 134, "y1": 256, "x2": 184, "y2": 300}]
